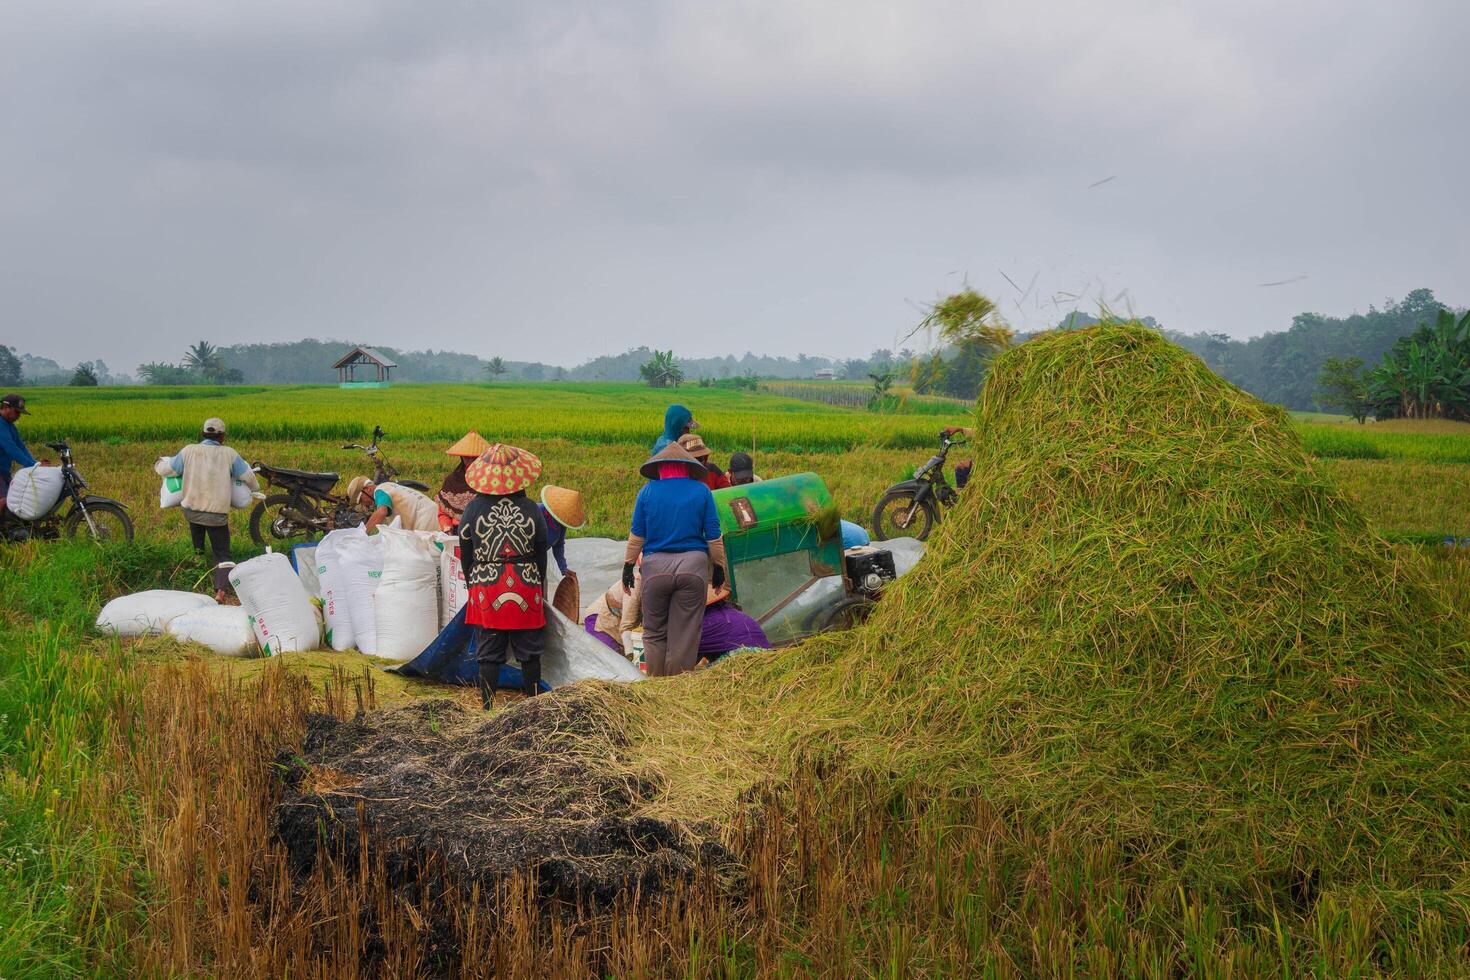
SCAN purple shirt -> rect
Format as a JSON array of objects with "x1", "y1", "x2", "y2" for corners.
[{"x1": 698, "y1": 604, "x2": 770, "y2": 657}]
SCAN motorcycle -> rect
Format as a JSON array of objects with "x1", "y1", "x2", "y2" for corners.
[
  {"x1": 248, "y1": 425, "x2": 430, "y2": 547},
  {"x1": 870, "y1": 430, "x2": 968, "y2": 542},
  {"x1": 1, "y1": 441, "x2": 134, "y2": 543}
]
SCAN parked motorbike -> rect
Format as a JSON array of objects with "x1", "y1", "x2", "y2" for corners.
[
  {"x1": 248, "y1": 426, "x2": 429, "y2": 546},
  {"x1": 1, "y1": 441, "x2": 134, "y2": 543},
  {"x1": 870, "y1": 431, "x2": 968, "y2": 542}
]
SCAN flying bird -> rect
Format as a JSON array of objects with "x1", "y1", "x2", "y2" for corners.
[
  {"x1": 1087, "y1": 175, "x2": 1117, "y2": 188},
  {"x1": 1257, "y1": 275, "x2": 1308, "y2": 287}
]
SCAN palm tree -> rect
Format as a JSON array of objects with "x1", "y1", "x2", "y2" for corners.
[
  {"x1": 182, "y1": 341, "x2": 222, "y2": 377},
  {"x1": 485, "y1": 356, "x2": 508, "y2": 382}
]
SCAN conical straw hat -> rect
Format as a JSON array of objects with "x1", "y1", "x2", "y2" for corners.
[
  {"x1": 465, "y1": 444, "x2": 542, "y2": 495},
  {"x1": 540, "y1": 485, "x2": 587, "y2": 530},
  {"x1": 638, "y1": 441, "x2": 707, "y2": 480},
  {"x1": 445, "y1": 431, "x2": 491, "y2": 458}
]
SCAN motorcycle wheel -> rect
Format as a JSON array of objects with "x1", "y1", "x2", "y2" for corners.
[
  {"x1": 249, "y1": 494, "x2": 319, "y2": 547},
  {"x1": 65, "y1": 503, "x2": 134, "y2": 543},
  {"x1": 871, "y1": 490, "x2": 937, "y2": 542}
]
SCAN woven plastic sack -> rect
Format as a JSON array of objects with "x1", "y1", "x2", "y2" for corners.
[
  {"x1": 167, "y1": 606, "x2": 257, "y2": 656},
  {"x1": 375, "y1": 526, "x2": 439, "y2": 662},
  {"x1": 229, "y1": 552, "x2": 320, "y2": 655},
  {"x1": 7, "y1": 465, "x2": 65, "y2": 520},
  {"x1": 97, "y1": 590, "x2": 216, "y2": 637}
]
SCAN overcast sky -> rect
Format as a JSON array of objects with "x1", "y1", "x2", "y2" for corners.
[{"x1": 2, "y1": 0, "x2": 1466, "y2": 372}]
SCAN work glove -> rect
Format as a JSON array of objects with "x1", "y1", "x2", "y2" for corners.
[
  {"x1": 621, "y1": 630, "x2": 638, "y2": 661},
  {"x1": 711, "y1": 563, "x2": 726, "y2": 589},
  {"x1": 622, "y1": 561, "x2": 636, "y2": 592}
]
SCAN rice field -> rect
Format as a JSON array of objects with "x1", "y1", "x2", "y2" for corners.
[{"x1": 3, "y1": 366, "x2": 1470, "y2": 977}]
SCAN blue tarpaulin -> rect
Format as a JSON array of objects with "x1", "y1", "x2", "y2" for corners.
[{"x1": 393, "y1": 606, "x2": 549, "y2": 692}]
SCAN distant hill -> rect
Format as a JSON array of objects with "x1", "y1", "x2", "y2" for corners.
[{"x1": 210, "y1": 340, "x2": 844, "y2": 384}]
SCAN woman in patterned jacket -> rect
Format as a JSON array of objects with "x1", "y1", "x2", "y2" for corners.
[{"x1": 459, "y1": 443, "x2": 549, "y2": 705}]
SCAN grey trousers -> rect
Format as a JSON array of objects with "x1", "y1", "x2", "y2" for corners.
[{"x1": 640, "y1": 550, "x2": 710, "y2": 677}]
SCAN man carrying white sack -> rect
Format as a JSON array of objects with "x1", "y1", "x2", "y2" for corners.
[{"x1": 159, "y1": 417, "x2": 258, "y2": 603}]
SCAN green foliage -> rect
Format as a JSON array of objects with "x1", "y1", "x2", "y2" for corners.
[
  {"x1": 1367, "y1": 307, "x2": 1470, "y2": 419},
  {"x1": 484, "y1": 356, "x2": 507, "y2": 382},
  {"x1": 69, "y1": 363, "x2": 99, "y2": 387},
  {"x1": 638, "y1": 349, "x2": 684, "y2": 388},
  {"x1": 138, "y1": 362, "x2": 200, "y2": 385},
  {"x1": 0, "y1": 345, "x2": 20, "y2": 387},
  {"x1": 1165, "y1": 288, "x2": 1453, "y2": 410},
  {"x1": 865, "y1": 369, "x2": 896, "y2": 410},
  {"x1": 908, "y1": 288, "x2": 1014, "y2": 400},
  {"x1": 1314, "y1": 356, "x2": 1371, "y2": 422}
]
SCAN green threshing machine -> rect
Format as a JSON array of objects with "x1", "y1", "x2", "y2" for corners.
[{"x1": 711, "y1": 473, "x2": 898, "y2": 646}]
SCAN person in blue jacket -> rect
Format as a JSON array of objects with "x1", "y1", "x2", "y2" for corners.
[
  {"x1": 651, "y1": 404, "x2": 698, "y2": 454},
  {"x1": 0, "y1": 394, "x2": 42, "y2": 520}
]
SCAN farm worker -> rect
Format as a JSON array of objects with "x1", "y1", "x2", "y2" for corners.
[
  {"x1": 696, "y1": 587, "x2": 770, "y2": 664},
  {"x1": 650, "y1": 404, "x2": 698, "y2": 454},
  {"x1": 348, "y1": 476, "x2": 439, "y2": 533},
  {"x1": 583, "y1": 559, "x2": 641, "y2": 658},
  {"x1": 727, "y1": 451, "x2": 761, "y2": 487},
  {"x1": 163, "y1": 417, "x2": 258, "y2": 603},
  {"x1": 539, "y1": 482, "x2": 585, "y2": 584},
  {"x1": 436, "y1": 431, "x2": 490, "y2": 531},
  {"x1": 0, "y1": 394, "x2": 46, "y2": 520},
  {"x1": 623, "y1": 441, "x2": 727, "y2": 677},
  {"x1": 677, "y1": 434, "x2": 730, "y2": 491},
  {"x1": 459, "y1": 443, "x2": 549, "y2": 703}
]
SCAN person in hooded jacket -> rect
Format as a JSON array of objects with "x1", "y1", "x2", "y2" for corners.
[{"x1": 651, "y1": 404, "x2": 697, "y2": 454}]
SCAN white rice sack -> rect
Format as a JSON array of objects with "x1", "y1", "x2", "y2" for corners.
[
  {"x1": 159, "y1": 474, "x2": 184, "y2": 510},
  {"x1": 229, "y1": 552, "x2": 320, "y2": 655},
  {"x1": 333, "y1": 525, "x2": 385, "y2": 655},
  {"x1": 314, "y1": 531, "x2": 357, "y2": 652},
  {"x1": 374, "y1": 526, "x2": 440, "y2": 662},
  {"x1": 167, "y1": 606, "x2": 257, "y2": 656},
  {"x1": 6, "y1": 465, "x2": 65, "y2": 521},
  {"x1": 230, "y1": 480, "x2": 254, "y2": 510},
  {"x1": 97, "y1": 590, "x2": 216, "y2": 637}
]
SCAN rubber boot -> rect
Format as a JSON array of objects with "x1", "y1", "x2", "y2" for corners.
[
  {"x1": 477, "y1": 661, "x2": 499, "y2": 710},
  {"x1": 520, "y1": 656, "x2": 542, "y2": 698}
]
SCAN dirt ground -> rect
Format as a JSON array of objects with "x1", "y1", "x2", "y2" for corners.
[{"x1": 273, "y1": 686, "x2": 742, "y2": 908}]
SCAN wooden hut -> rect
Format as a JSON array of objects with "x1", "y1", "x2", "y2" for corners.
[{"x1": 333, "y1": 346, "x2": 396, "y2": 388}]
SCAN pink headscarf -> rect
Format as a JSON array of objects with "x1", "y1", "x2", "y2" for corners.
[{"x1": 658, "y1": 461, "x2": 689, "y2": 480}]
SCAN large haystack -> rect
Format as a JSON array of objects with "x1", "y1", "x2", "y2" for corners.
[{"x1": 619, "y1": 323, "x2": 1470, "y2": 914}]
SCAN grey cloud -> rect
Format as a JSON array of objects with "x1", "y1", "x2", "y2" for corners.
[{"x1": 1, "y1": 0, "x2": 1467, "y2": 369}]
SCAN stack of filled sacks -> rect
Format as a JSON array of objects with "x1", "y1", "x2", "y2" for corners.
[
  {"x1": 96, "y1": 590, "x2": 257, "y2": 657},
  {"x1": 315, "y1": 522, "x2": 457, "y2": 662}
]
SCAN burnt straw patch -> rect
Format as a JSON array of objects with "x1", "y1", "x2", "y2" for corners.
[{"x1": 273, "y1": 688, "x2": 742, "y2": 908}]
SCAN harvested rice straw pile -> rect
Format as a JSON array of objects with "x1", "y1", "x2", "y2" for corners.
[{"x1": 613, "y1": 323, "x2": 1470, "y2": 920}]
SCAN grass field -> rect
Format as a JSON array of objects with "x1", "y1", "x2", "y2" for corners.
[{"x1": 2, "y1": 372, "x2": 1469, "y2": 976}]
